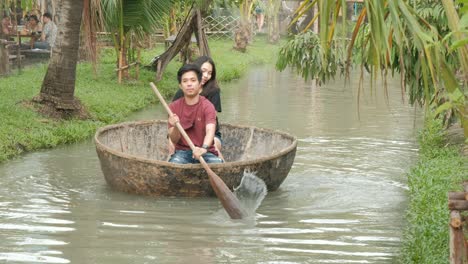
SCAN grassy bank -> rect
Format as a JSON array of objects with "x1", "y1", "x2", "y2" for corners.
[
  {"x1": 399, "y1": 118, "x2": 467, "y2": 263},
  {"x1": 0, "y1": 37, "x2": 280, "y2": 163}
]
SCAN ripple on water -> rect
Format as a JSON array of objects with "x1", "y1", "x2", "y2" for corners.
[{"x1": 0, "y1": 253, "x2": 70, "y2": 263}]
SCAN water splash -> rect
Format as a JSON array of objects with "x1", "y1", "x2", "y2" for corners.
[{"x1": 234, "y1": 170, "x2": 267, "y2": 217}]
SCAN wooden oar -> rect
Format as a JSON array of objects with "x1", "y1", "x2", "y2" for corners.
[{"x1": 150, "y1": 82, "x2": 245, "y2": 219}]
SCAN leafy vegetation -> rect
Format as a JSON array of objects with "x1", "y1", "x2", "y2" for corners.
[
  {"x1": 276, "y1": 31, "x2": 346, "y2": 83},
  {"x1": 99, "y1": 0, "x2": 173, "y2": 82},
  {"x1": 399, "y1": 117, "x2": 467, "y2": 263},
  {"x1": 277, "y1": 0, "x2": 468, "y2": 141},
  {"x1": 0, "y1": 36, "x2": 280, "y2": 163}
]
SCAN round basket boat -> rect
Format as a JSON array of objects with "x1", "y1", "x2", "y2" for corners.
[{"x1": 94, "y1": 120, "x2": 297, "y2": 197}]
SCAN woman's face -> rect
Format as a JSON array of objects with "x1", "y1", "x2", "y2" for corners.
[
  {"x1": 200, "y1": 62, "x2": 213, "y2": 86},
  {"x1": 2, "y1": 17, "x2": 10, "y2": 26}
]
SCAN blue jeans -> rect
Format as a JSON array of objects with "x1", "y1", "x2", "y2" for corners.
[
  {"x1": 169, "y1": 150, "x2": 223, "y2": 164},
  {"x1": 214, "y1": 133, "x2": 223, "y2": 145},
  {"x1": 33, "y1": 41, "x2": 51, "y2": 50}
]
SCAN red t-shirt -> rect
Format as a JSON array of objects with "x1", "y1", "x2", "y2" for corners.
[{"x1": 169, "y1": 96, "x2": 218, "y2": 155}]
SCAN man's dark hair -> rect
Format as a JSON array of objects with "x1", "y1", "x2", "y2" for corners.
[
  {"x1": 29, "y1": 15, "x2": 39, "y2": 23},
  {"x1": 177, "y1": 64, "x2": 202, "y2": 84},
  {"x1": 43, "y1": 12, "x2": 52, "y2": 20}
]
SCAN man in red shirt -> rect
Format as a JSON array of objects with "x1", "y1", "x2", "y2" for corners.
[{"x1": 167, "y1": 64, "x2": 223, "y2": 164}]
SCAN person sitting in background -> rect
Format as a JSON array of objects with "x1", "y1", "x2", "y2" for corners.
[
  {"x1": 22, "y1": 15, "x2": 42, "y2": 35},
  {"x1": 255, "y1": 1, "x2": 265, "y2": 33},
  {"x1": 1, "y1": 16, "x2": 14, "y2": 36},
  {"x1": 19, "y1": 15, "x2": 42, "y2": 48},
  {"x1": 33, "y1": 12, "x2": 56, "y2": 50}
]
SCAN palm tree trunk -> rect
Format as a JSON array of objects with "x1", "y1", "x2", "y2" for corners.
[
  {"x1": 234, "y1": 0, "x2": 254, "y2": 52},
  {"x1": 441, "y1": 0, "x2": 468, "y2": 141},
  {"x1": 312, "y1": 4, "x2": 318, "y2": 33},
  {"x1": 195, "y1": 9, "x2": 210, "y2": 56},
  {"x1": 267, "y1": 0, "x2": 281, "y2": 44},
  {"x1": 80, "y1": 0, "x2": 100, "y2": 70},
  {"x1": 37, "y1": 0, "x2": 84, "y2": 111}
]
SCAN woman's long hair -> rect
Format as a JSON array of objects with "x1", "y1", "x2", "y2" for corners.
[{"x1": 193, "y1": 56, "x2": 220, "y2": 96}]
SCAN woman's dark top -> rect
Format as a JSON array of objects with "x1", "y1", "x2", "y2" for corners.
[{"x1": 172, "y1": 88, "x2": 222, "y2": 138}]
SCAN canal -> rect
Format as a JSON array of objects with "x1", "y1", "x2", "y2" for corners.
[{"x1": 0, "y1": 66, "x2": 423, "y2": 263}]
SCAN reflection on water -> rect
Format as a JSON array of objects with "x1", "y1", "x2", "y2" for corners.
[{"x1": 0, "y1": 67, "x2": 422, "y2": 263}]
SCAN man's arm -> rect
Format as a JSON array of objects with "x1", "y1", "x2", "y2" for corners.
[
  {"x1": 40, "y1": 24, "x2": 47, "y2": 41},
  {"x1": 168, "y1": 113, "x2": 181, "y2": 144},
  {"x1": 203, "y1": 123, "x2": 216, "y2": 147},
  {"x1": 192, "y1": 99, "x2": 217, "y2": 160},
  {"x1": 192, "y1": 122, "x2": 216, "y2": 160}
]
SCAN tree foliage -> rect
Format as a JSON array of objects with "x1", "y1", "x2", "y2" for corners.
[
  {"x1": 277, "y1": 0, "x2": 468, "y2": 140},
  {"x1": 276, "y1": 31, "x2": 346, "y2": 83},
  {"x1": 99, "y1": 0, "x2": 173, "y2": 82},
  {"x1": 100, "y1": 0, "x2": 173, "y2": 40}
]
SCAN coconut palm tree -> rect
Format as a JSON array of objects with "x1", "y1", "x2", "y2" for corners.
[
  {"x1": 265, "y1": 0, "x2": 281, "y2": 43},
  {"x1": 277, "y1": 0, "x2": 468, "y2": 142},
  {"x1": 34, "y1": 0, "x2": 173, "y2": 116},
  {"x1": 35, "y1": 0, "x2": 85, "y2": 114},
  {"x1": 100, "y1": 0, "x2": 173, "y2": 83},
  {"x1": 233, "y1": 0, "x2": 254, "y2": 52}
]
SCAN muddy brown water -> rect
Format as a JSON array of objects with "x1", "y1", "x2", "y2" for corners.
[{"x1": 0, "y1": 67, "x2": 422, "y2": 263}]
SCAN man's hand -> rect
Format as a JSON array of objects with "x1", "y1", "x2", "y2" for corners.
[
  {"x1": 168, "y1": 113, "x2": 179, "y2": 127},
  {"x1": 192, "y1": 147, "x2": 207, "y2": 160},
  {"x1": 167, "y1": 114, "x2": 181, "y2": 145}
]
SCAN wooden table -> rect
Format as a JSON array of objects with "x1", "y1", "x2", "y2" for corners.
[{"x1": 6, "y1": 32, "x2": 36, "y2": 70}]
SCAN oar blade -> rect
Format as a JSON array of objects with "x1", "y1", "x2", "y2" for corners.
[{"x1": 205, "y1": 165, "x2": 246, "y2": 219}]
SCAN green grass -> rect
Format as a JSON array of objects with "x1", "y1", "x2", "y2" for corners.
[
  {"x1": 0, "y1": 36, "x2": 282, "y2": 163},
  {"x1": 399, "y1": 118, "x2": 467, "y2": 264}
]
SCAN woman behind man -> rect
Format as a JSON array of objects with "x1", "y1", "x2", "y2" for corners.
[
  {"x1": 170, "y1": 56, "x2": 224, "y2": 160},
  {"x1": 1, "y1": 16, "x2": 14, "y2": 36},
  {"x1": 20, "y1": 15, "x2": 42, "y2": 48}
]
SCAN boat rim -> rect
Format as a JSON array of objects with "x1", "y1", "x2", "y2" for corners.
[{"x1": 94, "y1": 120, "x2": 297, "y2": 169}]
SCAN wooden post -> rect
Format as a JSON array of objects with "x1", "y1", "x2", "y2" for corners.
[
  {"x1": 449, "y1": 200, "x2": 468, "y2": 210},
  {"x1": 195, "y1": 9, "x2": 210, "y2": 57},
  {"x1": 118, "y1": 47, "x2": 123, "y2": 84},
  {"x1": 449, "y1": 192, "x2": 468, "y2": 201},
  {"x1": 136, "y1": 49, "x2": 140, "y2": 79},
  {"x1": 16, "y1": 30, "x2": 22, "y2": 72},
  {"x1": 151, "y1": 7, "x2": 199, "y2": 80},
  {"x1": 0, "y1": 41, "x2": 9, "y2": 76},
  {"x1": 450, "y1": 210, "x2": 467, "y2": 264},
  {"x1": 463, "y1": 181, "x2": 468, "y2": 192}
]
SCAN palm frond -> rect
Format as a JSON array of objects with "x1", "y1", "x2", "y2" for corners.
[{"x1": 101, "y1": 0, "x2": 173, "y2": 37}]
